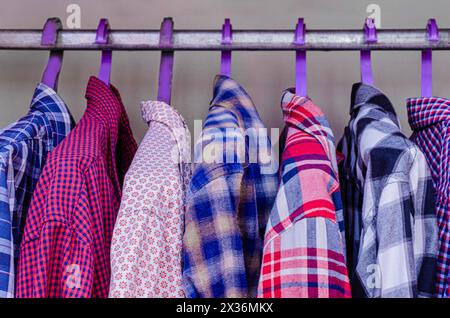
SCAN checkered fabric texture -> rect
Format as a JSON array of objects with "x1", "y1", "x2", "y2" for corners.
[
  {"x1": 0, "y1": 83, "x2": 74, "y2": 298},
  {"x1": 257, "y1": 89, "x2": 351, "y2": 298},
  {"x1": 407, "y1": 96, "x2": 450, "y2": 298},
  {"x1": 338, "y1": 83, "x2": 438, "y2": 298},
  {"x1": 16, "y1": 76, "x2": 137, "y2": 298},
  {"x1": 182, "y1": 75, "x2": 278, "y2": 298}
]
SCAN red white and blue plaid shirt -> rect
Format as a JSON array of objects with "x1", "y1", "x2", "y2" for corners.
[
  {"x1": 257, "y1": 89, "x2": 351, "y2": 298},
  {"x1": 16, "y1": 76, "x2": 137, "y2": 298},
  {"x1": 408, "y1": 96, "x2": 450, "y2": 298}
]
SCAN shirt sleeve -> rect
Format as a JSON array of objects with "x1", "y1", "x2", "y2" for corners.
[
  {"x1": 109, "y1": 120, "x2": 186, "y2": 298},
  {"x1": 357, "y1": 147, "x2": 437, "y2": 298},
  {"x1": 16, "y1": 157, "x2": 94, "y2": 298},
  {"x1": 183, "y1": 171, "x2": 248, "y2": 298},
  {"x1": 257, "y1": 146, "x2": 351, "y2": 298},
  {"x1": 410, "y1": 148, "x2": 438, "y2": 297},
  {"x1": 0, "y1": 161, "x2": 14, "y2": 297},
  {"x1": 258, "y1": 216, "x2": 351, "y2": 298}
]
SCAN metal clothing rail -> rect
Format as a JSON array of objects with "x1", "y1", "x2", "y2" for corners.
[{"x1": 0, "y1": 29, "x2": 450, "y2": 51}]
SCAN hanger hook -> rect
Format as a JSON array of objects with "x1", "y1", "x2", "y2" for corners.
[
  {"x1": 294, "y1": 18, "x2": 307, "y2": 96},
  {"x1": 364, "y1": 17, "x2": 377, "y2": 44},
  {"x1": 42, "y1": 17, "x2": 62, "y2": 46},
  {"x1": 41, "y1": 17, "x2": 64, "y2": 90},
  {"x1": 221, "y1": 18, "x2": 232, "y2": 77},
  {"x1": 159, "y1": 17, "x2": 174, "y2": 48},
  {"x1": 95, "y1": 18, "x2": 112, "y2": 85},
  {"x1": 222, "y1": 18, "x2": 232, "y2": 45},
  {"x1": 421, "y1": 18, "x2": 439, "y2": 97},
  {"x1": 295, "y1": 18, "x2": 305, "y2": 45},
  {"x1": 427, "y1": 18, "x2": 439, "y2": 42},
  {"x1": 157, "y1": 17, "x2": 174, "y2": 104},
  {"x1": 360, "y1": 18, "x2": 376, "y2": 85},
  {"x1": 95, "y1": 18, "x2": 110, "y2": 45}
]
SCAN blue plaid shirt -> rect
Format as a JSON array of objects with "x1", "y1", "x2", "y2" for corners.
[
  {"x1": 0, "y1": 83, "x2": 74, "y2": 297},
  {"x1": 182, "y1": 75, "x2": 278, "y2": 298}
]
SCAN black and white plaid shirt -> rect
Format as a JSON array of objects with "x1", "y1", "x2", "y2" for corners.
[{"x1": 338, "y1": 83, "x2": 438, "y2": 298}]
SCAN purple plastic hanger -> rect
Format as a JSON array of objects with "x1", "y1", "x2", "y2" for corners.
[
  {"x1": 221, "y1": 18, "x2": 232, "y2": 77},
  {"x1": 95, "y1": 18, "x2": 112, "y2": 86},
  {"x1": 361, "y1": 18, "x2": 377, "y2": 85},
  {"x1": 422, "y1": 18, "x2": 439, "y2": 97},
  {"x1": 157, "y1": 17, "x2": 174, "y2": 104},
  {"x1": 294, "y1": 18, "x2": 307, "y2": 97},
  {"x1": 41, "y1": 18, "x2": 63, "y2": 91}
]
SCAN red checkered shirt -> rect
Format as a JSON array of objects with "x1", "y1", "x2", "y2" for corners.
[
  {"x1": 16, "y1": 76, "x2": 137, "y2": 298},
  {"x1": 258, "y1": 89, "x2": 351, "y2": 298}
]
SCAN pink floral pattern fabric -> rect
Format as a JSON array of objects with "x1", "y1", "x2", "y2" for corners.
[{"x1": 109, "y1": 101, "x2": 191, "y2": 298}]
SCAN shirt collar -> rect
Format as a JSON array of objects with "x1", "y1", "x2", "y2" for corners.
[
  {"x1": 141, "y1": 100, "x2": 191, "y2": 165},
  {"x1": 281, "y1": 88, "x2": 338, "y2": 174},
  {"x1": 141, "y1": 100, "x2": 185, "y2": 129},
  {"x1": 193, "y1": 75, "x2": 274, "y2": 173},
  {"x1": 85, "y1": 76, "x2": 125, "y2": 146},
  {"x1": 407, "y1": 96, "x2": 450, "y2": 131},
  {"x1": 210, "y1": 75, "x2": 265, "y2": 130},
  {"x1": 350, "y1": 83, "x2": 400, "y2": 127},
  {"x1": 84, "y1": 76, "x2": 137, "y2": 188},
  {"x1": 30, "y1": 82, "x2": 75, "y2": 146}
]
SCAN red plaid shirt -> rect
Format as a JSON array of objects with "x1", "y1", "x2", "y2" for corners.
[
  {"x1": 258, "y1": 90, "x2": 351, "y2": 298},
  {"x1": 16, "y1": 76, "x2": 137, "y2": 298}
]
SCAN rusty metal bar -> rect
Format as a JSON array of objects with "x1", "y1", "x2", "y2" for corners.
[{"x1": 0, "y1": 29, "x2": 449, "y2": 51}]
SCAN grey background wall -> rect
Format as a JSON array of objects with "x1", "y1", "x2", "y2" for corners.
[{"x1": 1, "y1": 0, "x2": 450, "y2": 142}]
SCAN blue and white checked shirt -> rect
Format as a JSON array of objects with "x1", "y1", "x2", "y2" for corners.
[
  {"x1": 0, "y1": 83, "x2": 74, "y2": 297},
  {"x1": 182, "y1": 75, "x2": 278, "y2": 298}
]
